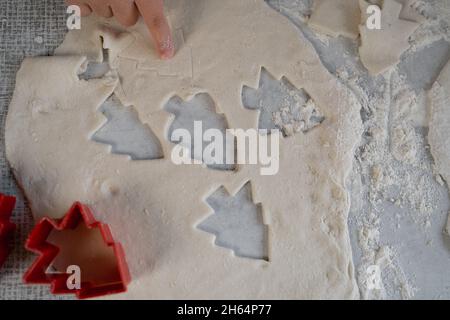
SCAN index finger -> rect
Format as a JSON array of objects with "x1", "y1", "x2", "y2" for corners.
[{"x1": 135, "y1": 0, "x2": 174, "y2": 59}]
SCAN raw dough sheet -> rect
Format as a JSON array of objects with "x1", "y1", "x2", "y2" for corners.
[{"x1": 5, "y1": 0, "x2": 362, "y2": 299}]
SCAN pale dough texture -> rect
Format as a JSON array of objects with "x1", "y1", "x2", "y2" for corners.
[
  {"x1": 359, "y1": 0, "x2": 419, "y2": 75},
  {"x1": 6, "y1": 0, "x2": 361, "y2": 299},
  {"x1": 307, "y1": 0, "x2": 422, "y2": 75},
  {"x1": 308, "y1": 0, "x2": 361, "y2": 40}
]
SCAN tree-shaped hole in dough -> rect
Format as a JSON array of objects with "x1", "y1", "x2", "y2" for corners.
[
  {"x1": 91, "y1": 95, "x2": 164, "y2": 160},
  {"x1": 165, "y1": 93, "x2": 237, "y2": 171},
  {"x1": 197, "y1": 181, "x2": 269, "y2": 261},
  {"x1": 242, "y1": 67, "x2": 324, "y2": 137}
]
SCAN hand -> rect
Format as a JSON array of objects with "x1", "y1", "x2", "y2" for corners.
[{"x1": 66, "y1": 0, "x2": 174, "y2": 59}]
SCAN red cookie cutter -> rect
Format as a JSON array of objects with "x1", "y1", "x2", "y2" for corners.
[
  {"x1": 23, "y1": 202, "x2": 131, "y2": 299},
  {"x1": 0, "y1": 194, "x2": 16, "y2": 269}
]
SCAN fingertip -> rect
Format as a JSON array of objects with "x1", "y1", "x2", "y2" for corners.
[
  {"x1": 158, "y1": 36, "x2": 175, "y2": 59},
  {"x1": 135, "y1": 0, "x2": 174, "y2": 59},
  {"x1": 160, "y1": 46, "x2": 175, "y2": 60},
  {"x1": 152, "y1": 23, "x2": 176, "y2": 59}
]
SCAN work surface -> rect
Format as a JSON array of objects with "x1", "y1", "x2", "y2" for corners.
[{"x1": 0, "y1": 0, "x2": 449, "y2": 299}]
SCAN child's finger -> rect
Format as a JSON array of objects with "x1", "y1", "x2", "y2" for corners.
[
  {"x1": 110, "y1": 0, "x2": 139, "y2": 27},
  {"x1": 135, "y1": 0, "x2": 174, "y2": 59}
]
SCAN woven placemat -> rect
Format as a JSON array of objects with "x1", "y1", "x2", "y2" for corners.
[{"x1": 0, "y1": 0, "x2": 70, "y2": 300}]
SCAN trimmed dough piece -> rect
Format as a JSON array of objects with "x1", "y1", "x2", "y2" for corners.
[
  {"x1": 359, "y1": 0, "x2": 420, "y2": 75},
  {"x1": 367, "y1": 0, "x2": 425, "y2": 22},
  {"x1": 6, "y1": 0, "x2": 361, "y2": 299},
  {"x1": 428, "y1": 60, "x2": 450, "y2": 237},
  {"x1": 308, "y1": 0, "x2": 361, "y2": 40}
]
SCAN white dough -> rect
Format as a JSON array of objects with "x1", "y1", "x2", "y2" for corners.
[
  {"x1": 6, "y1": 0, "x2": 361, "y2": 299},
  {"x1": 359, "y1": 0, "x2": 420, "y2": 75},
  {"x1": 308, "y1": 0, "x2": 361, "y2": 40},
  {"x1": 397, "y1": 0, "x2": 426, "y2": 23}
]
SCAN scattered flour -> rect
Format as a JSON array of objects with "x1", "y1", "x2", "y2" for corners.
[
  {"x1": 271, "y1": 0, "x2": 450, "y2": 299},
  {"x1": 272, "y1": 94, "x2": 324, "y2": 136},
  {"x1": 342, "y1": 0, "x2": 449, "y2": 299}
]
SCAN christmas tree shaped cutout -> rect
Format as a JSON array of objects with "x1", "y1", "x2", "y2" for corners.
[
  {"x1": 197, "y1": 182, "x2": 269, "y2": 261},
  {"x1": 164, "y1": 93, "x2": 236, "y2": 171},
  {"x1": 23, "y1": 202, "x2": 130, "y2": 299},
  {"x1": 92, "y1": 95, "x2": 164, "y2": 160},
  {"x1": 242, "y1": 67, "x2": 324, "y2": 137}
]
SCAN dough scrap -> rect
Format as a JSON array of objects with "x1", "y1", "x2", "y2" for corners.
[
  {"x1": 308, "y1": 0, "x2": 361, "y2": 40},
  {"x1": 6, "y1": 0, "x2": 361, "y2": 299},
  {"x1": 359, "y1": 0, "x2": 420, "y2": 75},
  {"x1": 428, "y1": 60, "x2": 450, "y2": 237}
]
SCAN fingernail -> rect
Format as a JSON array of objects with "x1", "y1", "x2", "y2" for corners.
[{"x1": 160, "y1": 47, "x2": 175, "y2": 60}]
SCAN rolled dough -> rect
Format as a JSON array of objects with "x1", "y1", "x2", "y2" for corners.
[
  {"x1": 6, "y1": 0, "x2": 361, "y2": 299},
  {"x1": 308, "y1": 0, "x2": 361, "y2": 40}
]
